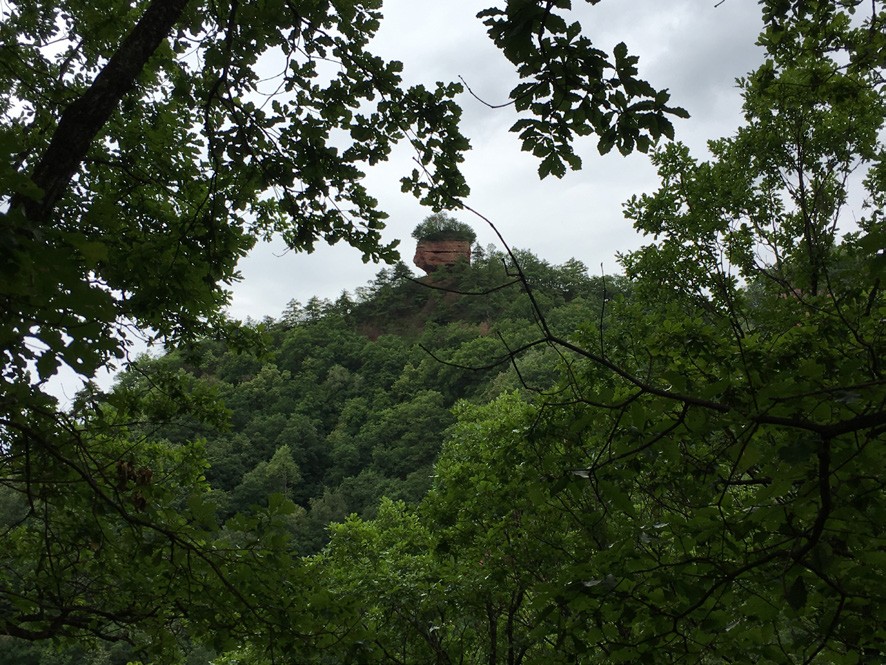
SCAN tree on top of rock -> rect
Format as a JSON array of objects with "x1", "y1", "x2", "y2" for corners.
[{"x1": 411, "y1": 213, "x2": 477, "y2": 244}]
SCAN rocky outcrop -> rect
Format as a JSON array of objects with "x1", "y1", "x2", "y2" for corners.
[{"x1": 413, "y1": 239, "x2": 471, "y2": 274}]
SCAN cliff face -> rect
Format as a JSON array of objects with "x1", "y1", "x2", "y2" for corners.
[{"x1": 413, "y1": 239, "x2": 471, "y2": 274}]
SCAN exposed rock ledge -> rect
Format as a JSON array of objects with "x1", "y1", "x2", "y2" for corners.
[{"x1": 413, "y1": 239, "x2": 471, "y2": 274}]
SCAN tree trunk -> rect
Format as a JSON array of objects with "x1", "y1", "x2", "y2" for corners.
[{"x1": 19, "y1": 0, "x2": 192, "y2": 222}]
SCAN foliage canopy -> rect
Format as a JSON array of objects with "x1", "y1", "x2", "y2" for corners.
[{"x1": 411, "y1": 212, "x2": 477, "y2": 244}]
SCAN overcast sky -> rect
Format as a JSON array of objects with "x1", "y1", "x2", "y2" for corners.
[{"x1": 228, "y1": 0, "x2": 766, "y2": 321}]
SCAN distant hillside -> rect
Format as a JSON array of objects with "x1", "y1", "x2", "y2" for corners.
[{"x1": 110, "y1": 246, "x2": 622, "y2": 554}]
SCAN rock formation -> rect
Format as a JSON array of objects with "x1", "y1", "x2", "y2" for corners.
[{"x1": 413, "y1": 238, "x2": 471, "y2": 274}]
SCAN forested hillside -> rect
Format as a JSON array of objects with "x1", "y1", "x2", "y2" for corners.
[
  {"x1": 111, "y1": 249, "x2": 617, "y2": 555},
  {"x1": 0, "y1": 247, "x2": 623, "y2": 664}
]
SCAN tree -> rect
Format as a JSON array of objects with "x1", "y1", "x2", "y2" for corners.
[
  {"x1": 315, "y1": 1, "x2": 885, "y2": 662},
  {"x1": 552, "y1": 2, "x2": 883, "y2": 661},
  {"x1": 231, "y1": 444, "x2": 302, "y2": 512},
  {"x1": 411, "y1": 212, "x2": 478, "y2": 244},
  {"x1": 556, "y1": 3, "x2": 886, "y2": 656},
  {"x1": 319, "y1": 498, "x2": 468, "y2": 664}
]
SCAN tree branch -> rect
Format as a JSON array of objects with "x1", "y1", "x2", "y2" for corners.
[{"x1": 17, "y1": 0, "x2": 192, "y2": 222}]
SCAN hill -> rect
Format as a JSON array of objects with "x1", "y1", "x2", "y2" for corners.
[{"x1": 108, "y1": 247, "x2": 618, "y2": 555}]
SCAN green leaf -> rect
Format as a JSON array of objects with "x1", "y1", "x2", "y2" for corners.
[
  {"x1": 785, "y1": 576, "x2": 807, "y2": 611},
  {"x1": 599, "y1": 480, "x2": 636, "y2": 516},
  {"x1": 35, "y1": 351, "x2": 60, "y2": 380}
]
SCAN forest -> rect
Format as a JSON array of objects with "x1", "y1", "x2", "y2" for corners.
[{"x1": 1, "y1": 0, "x2": 884, "y2": 663}]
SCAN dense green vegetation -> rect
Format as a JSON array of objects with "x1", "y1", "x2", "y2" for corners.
[
  {"x1": 411, "y1": 213, "x2": 478, "y2": 244},
  {"x1": 1, "y1": 248, "x2": 621, "y2": 664},
  {"x1": 1, "y1": 0, "x2": 884, "y2": 663},
  {"x1": 108, "y1": 250, "x2": 615, "y2": 556}
]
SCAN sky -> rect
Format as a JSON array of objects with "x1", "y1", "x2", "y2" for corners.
[{"x1": 228, "y1": 0, "x2": 767, "y2": 322}]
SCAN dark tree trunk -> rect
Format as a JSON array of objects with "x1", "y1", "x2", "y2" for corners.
[{"x1": 19, "y1": 0, "x2": 192, "y2": 222}]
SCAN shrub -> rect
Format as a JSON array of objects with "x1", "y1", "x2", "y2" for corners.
[{"x1": 411, "y1": 213, "x2": 477, "y2": 243}]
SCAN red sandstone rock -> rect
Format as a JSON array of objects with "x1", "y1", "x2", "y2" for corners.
[{"x1": 413, "y1": 239, "x2": 471, "y2": 274}]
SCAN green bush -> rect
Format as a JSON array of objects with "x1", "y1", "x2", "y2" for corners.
[{"x1": 411, "y1": 213, "x2": 477, "y2": 243}]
